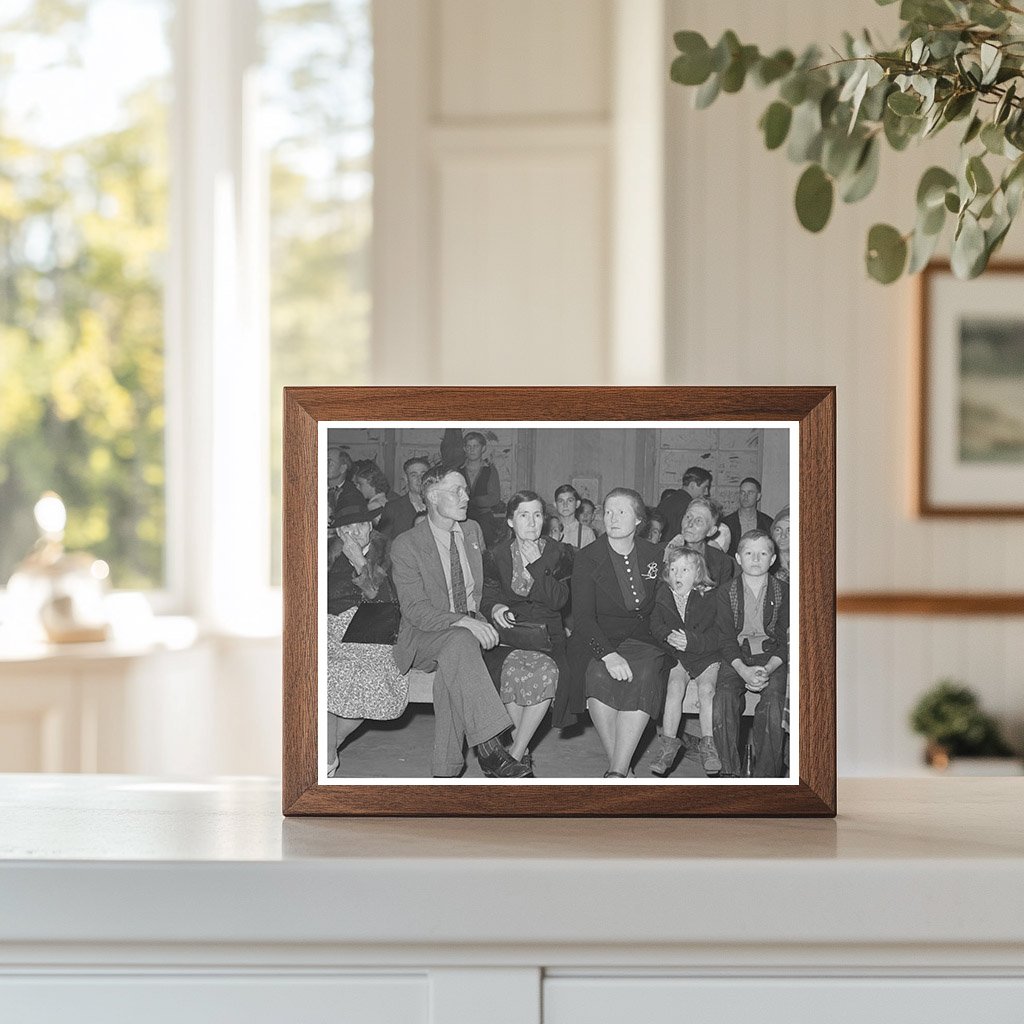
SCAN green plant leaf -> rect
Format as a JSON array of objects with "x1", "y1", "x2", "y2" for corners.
[
  {"x1": 760, "y1": 101, "x2": 792, "y2": 150},
  {"x1": 795, "y1": 164, "x2": 834, "y2": 232},
  {"x1": 694, "y1": 73, "x2": 721, "y2": 109},
  {"x1": 822, "y1": 128, "x2": 863, "y2": 177},
  {"x1": 779, "y1": 74, "x2": 807, "y2": 106},
  {"x1": 951, "y1": 211, "x2": 986, "y2": 278},
  {"x1": 942, "y1": 91, "x2": 974, "y2": 123},
  {"x1": 944, "y1": 190, "x2": 960, "y2": 213},
  {"x1": 753, "y1": 49, "x2": 795, "y2": 87},
  {"x1": 888, "y1": 90, "x2": 921, "y2": 115},
  {"x1": 967, "y1": 154, "x2": 995, "y2": 195},
  {"x1": 908, "y1": 220, "x2": 943, "y2": 273},
  {"x1": 787, "y1": 100, "x2": 823, "y2": 162},
  {"x1": 969, "y1": 2, "x2": 1009, "y2": 29},
  {"x1": 995, "y1": 82, "x2": 1017, "y2": 125},
  {"x1": 980, "y1": 41, "x2": 1002, "y2": 86},
  {"x1": 962, "y1": 115, "x2": 983, "y2": 145},
  {"x1": 721, "y1": 44, "x2": 759, "y2": 93},
  {"x1": 866, "y1": 223, "x2": 908, "y2": 283},
  {"x1": 842, "y1": 136, "x2": 880, "y2": 202},
  {"x1": 917, "y1": 166, "x2": 957, "y2": 210},
  {"x1": 981, "y1": 122, "x2": 1005, "y2": 155},
  {"x1": 710, "y1": 31, "x2": 740, "y2": 73},
  {"x1": 671, "y1": 32, "x2": 712, "y2": 85}
]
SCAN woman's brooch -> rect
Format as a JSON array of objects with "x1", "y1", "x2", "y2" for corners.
[{"x1": 642, "y1": 562, "x2": 659, "y2": 580}]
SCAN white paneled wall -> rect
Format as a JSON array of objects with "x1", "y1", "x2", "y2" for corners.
[
  {"x1": 666, "y1": 0, "x2": 1024, "y2": 772},
  {"x1": 369, "y1": 0, "x2": 1024, "y2": 774}
]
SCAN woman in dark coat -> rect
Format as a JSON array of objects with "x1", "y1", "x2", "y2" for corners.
[
  {"x1": 567, "y1": 487, "x2": 669, "y2": 777},
  {"x1": 480, "y1": 490, "x2": 573, "y2": 773}
]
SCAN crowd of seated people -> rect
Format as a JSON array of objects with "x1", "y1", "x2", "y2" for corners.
[{"x1": 325, "y1": 434, "x2": 790, "y2": 780}]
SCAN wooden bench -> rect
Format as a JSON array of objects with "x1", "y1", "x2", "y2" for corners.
[
  {"x1": 406, "y1": 669, "x2": 436, "y2": 704},
  {"x1": 407, "y1": 665, "x2": 760, "y2": 715}
]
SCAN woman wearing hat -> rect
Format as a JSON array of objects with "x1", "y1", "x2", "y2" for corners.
[{"x1": 326, "y1": 501, "x2": 407, "y2": 776}]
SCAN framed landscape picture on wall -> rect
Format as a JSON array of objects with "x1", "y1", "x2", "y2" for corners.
[
  {"x1": 918, "y1": 262, "x2": 1024, "y2": 517},
  {"x1": 282, "y1": 387, "x2": 836, "y2": 817}
]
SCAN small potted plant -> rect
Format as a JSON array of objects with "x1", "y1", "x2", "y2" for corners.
[{"x1": 910, "y1": 680, "x2": 1019, "y2": 773}]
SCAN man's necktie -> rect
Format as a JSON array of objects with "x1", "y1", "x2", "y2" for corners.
[{"x1": 449, "y1": 533, "x2": 468, "y2": 613}]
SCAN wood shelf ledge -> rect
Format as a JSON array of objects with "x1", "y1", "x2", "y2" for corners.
[{"x1": 837, "y1": 592, "x2": 1024, "y2": 616}]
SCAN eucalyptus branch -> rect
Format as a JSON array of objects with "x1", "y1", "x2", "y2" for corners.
[{"x1": 670, "y1": 2, "x2": 1024, "y2": 283}]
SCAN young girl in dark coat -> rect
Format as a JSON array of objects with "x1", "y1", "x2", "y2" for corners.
[{"x1": 648, "y1": 541, "x2": 723, "y2": 777}]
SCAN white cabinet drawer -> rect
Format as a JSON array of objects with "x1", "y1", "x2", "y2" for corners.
[
  {"x1": 544, "y1": 977, "x2": 1024, "y2": 1022},
  {"x1": 0, "y1": 974, "x2": 427, "y2": 1024}
]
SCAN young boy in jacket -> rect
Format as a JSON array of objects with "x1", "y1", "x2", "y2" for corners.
[{"x1": 712, "y1": 530, "x2": 789, "y2": 777}]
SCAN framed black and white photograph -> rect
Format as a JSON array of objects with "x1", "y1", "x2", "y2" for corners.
[
  {"x1": 918, "y1": 261, "x2": 1024, "y2": 517},
  {"x1": 283, "y1": 387, "x2": 836, "y2": 816}
]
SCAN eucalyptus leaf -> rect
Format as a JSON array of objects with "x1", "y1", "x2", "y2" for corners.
[
  {"x1": 962, "y1": 115, "x2": 983, "y2": 145},
  {"x1": 709, "y1": 31, "x2": 739, "y2": 72},
  {"x1": 908, "y1": 221, "x2": 943, "y2": 273},
  {"x1": 861, "y1": 79, "x2": 892, "y2": 122},
  {"x1": 967, "y1": 154, "x2": 995, "y2": 195},
  {"x1": 981, "y1": 122, "x2": 1005, "y2": 155},
  {"x1": 866, "y1": 223, "x2": 908, "y2": 283},
  {"x1": 787, "y1": 100, "x2": 824, "y2": 162},
  {"x1": 951, "y1": 211, "x2": 986, "y2": 278},
  {"x1": 921, "y1": 200, "x2": 946, "y2": 235},
  {"x1": 721, "y1": 45, "x2": 759, "y2": 93},
  {"x1": 980, "y1": 42, "x2": 1002, "y2": 87},
  {"x1": 842, "y1": 137, "x2": 881, "y2": 203},
  {"x1": 888, "y1": 91, "x2": 921, "y2": 115},
  {"x1": 970, "y1": 2, "x2": 1009, "y2": 30},
  {"x1": 942, "y1": 92, "x2": 974, "y2": 122},
  {"x1": 795, "y1": 164, "x2": 834, "y2": 232},
  {"x1": 760, "y1": 102, "x2": 793, "y2": 150},
  {"x1": 694, "y1": 73, "x2": 721, "y2": 109},
  {"x1": 754, "y1": 49, "x2": 795, "y2": 87},
  {"x1": 917, "y1": 166, "x2": 957, "y2": 209},
  {"x1": 779, "y1": 74, "x2": 807, "y2": 106},
  {"x1": 944, "y1": 190, "x2": 961, "y2": 213},
  {"x1": 995, "y1": 82, "x2": 1017, "y2": 124},
  {"x1": 822, "y1": 128, "x2": 864, "y2": 177}
]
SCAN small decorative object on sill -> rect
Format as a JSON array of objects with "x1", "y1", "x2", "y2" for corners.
[
  {"x1": 910, "y1": 679, "x2": 1019, "y2": 774},
  {"x1": 6, "y1": 492, "x2": 111, "y2": 644}
]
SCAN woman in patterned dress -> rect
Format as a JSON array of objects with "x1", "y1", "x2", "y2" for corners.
[
  {"x1": 480, "y1": 490, "x2": 573, "y2": 775},
  {"x1": 326, "y1": 502, "x2": 407, "y2": 777}
]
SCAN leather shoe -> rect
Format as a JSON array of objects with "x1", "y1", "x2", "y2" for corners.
[{"x1": 477, "y1": 744, "x2": 532, "y2": 778}]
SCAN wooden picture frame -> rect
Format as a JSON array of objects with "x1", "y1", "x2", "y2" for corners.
[
  {"x1": 917, "y1": 261, "x2": 1024, "y2": 517},
  {"x1": 283, "y1": 387, "x2": 836, "y2": 817}
]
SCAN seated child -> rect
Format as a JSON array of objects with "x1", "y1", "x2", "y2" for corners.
[
  {"x1": 712, "y1": 529, "x2": 790, "y2": 777},
  {"x1": 649, "y1": 542, "x2": 722, "y2": 777}
]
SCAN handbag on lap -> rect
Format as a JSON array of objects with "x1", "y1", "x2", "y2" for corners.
[
  {"x1": 496, "y1": 620, "x2": 552, "y2": 652},
  {"x1": 342, "y1": 602, "x2": 401, "y2": 645}
]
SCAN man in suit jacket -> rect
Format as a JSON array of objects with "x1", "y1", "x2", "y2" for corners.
[
  {"x1": 390, "y1": 465, "x2": 529, "y2": 778},
  {"x1": 654, "y1": 466, "x2": 713, "y2": 541},
  {"x1": 721, "y1": 477, "x2": 774, "y2": 557},
  {"x1": 378, "y1": 456, "x2": 430, "y2": 540}
]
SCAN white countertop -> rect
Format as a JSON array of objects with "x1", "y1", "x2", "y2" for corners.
[{"x1": 1, "y1": 776, "x2": 1022, "y2": 955}]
